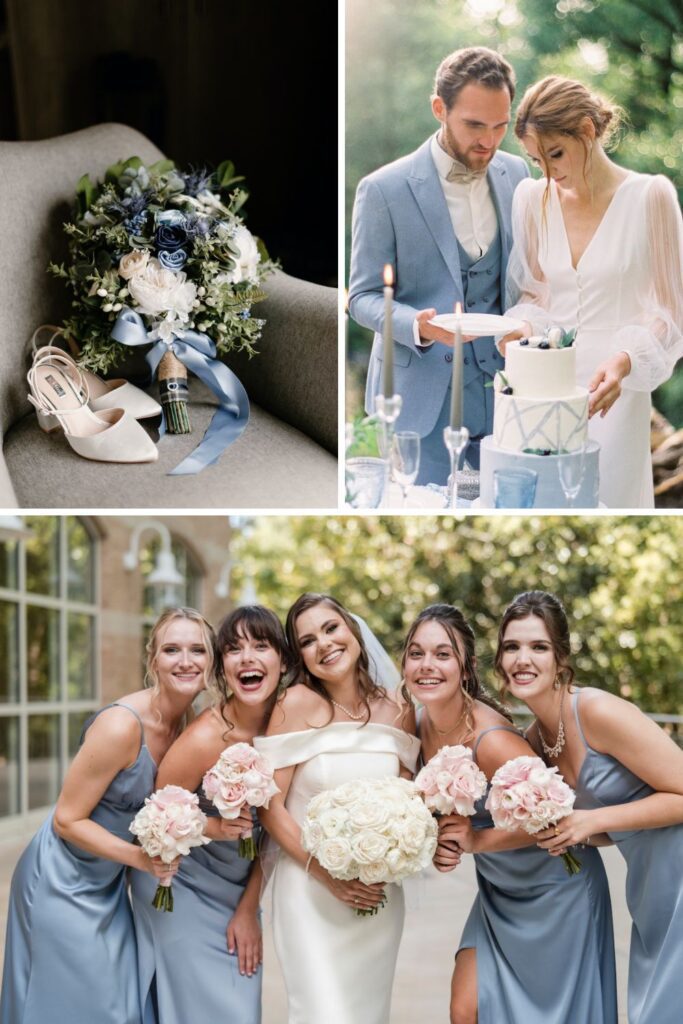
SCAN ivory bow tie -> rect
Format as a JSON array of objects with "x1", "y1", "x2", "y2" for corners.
[{"x1": 446, "y1": 165, "x2": 487, "y2": 185}]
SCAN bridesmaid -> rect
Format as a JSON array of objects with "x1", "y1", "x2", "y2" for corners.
[
  {"x1": 255, "y1": 593, "x2": 419, "y2": 1024},
  {"x1": 403, "y1": 603, "x2": 617, "y2": 1024},
  {"x1": 0, "y1": 607, "x2": 212, "y2": 1024},
  {"x1": 130, "y1": 604, "x2": 291, "y2": 1024},
  {"x1": 497, "y1": 590, "x2": 683, "y2": 1024}
]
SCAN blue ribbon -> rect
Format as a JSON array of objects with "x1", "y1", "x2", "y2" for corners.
[{"x1": 112, "y1": 308, "x2": 249, "y2": 475}]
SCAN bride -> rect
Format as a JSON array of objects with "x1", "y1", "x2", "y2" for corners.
[
  {"x1": 503, "y1": 75, "x2": 683, "y2": 509},
  {"x1": 255, "y1": 593, "x2": 419, "y2": 1024}
]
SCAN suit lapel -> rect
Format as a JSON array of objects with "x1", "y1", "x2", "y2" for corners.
[{"x1": 407, "y1": 139, "x2": 462, "y2": 292}]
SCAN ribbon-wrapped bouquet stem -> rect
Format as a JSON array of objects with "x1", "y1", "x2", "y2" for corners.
[{"x1": 50, "y1": 157, "x2": 276, "y2": 473}]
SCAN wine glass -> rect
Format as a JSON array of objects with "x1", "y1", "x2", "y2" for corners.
[
  {"x1": 345, "y1": 457, "x2": 387, "y2": 509},
  {"x1": 558, "y1": 447, "x2": 586, "y2": 507},
  {"x1": 391, "y1": 431, "x2": 421, "y2": 506}
]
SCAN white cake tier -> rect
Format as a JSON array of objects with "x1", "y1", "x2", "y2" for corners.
[
  {"x1": 480, "y1": 437, "x2": 600, "y2": 509},
  {"x1": 504, "y1": 340, "x2": 577, "y2": 398},
  {"x1": 493, "y1": 388, "x2": 589, "y2": 454}
]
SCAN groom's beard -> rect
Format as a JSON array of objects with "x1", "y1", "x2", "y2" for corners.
[{"x1": 441, "y1": 124, "x2": 496, "y2": 171}]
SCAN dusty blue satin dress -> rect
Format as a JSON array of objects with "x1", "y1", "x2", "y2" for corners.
[
  {"x1": 0, "y1": 703, "x2": 154, "y2": 1024},
  {"x1": 572, "y1": 691, "x2": 683, "y2": 1024},
  {"x1": 130, "y1": 794, "x2": 261, "y2": 1024},
  {"x1": 456, "y1": 726, "x2": 618, "y2": 1023}
]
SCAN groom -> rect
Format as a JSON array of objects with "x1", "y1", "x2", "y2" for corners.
[{"x1": 349, "y1": 47, "x2": 529, "y2": 484}]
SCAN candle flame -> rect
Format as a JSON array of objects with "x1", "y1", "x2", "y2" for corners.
[
  {"x1": 455, "y1": 301, "x2": 463, "y2": 316},
  {"x1": 384, "y1": 264, "x2": 394, "y2": 287}
]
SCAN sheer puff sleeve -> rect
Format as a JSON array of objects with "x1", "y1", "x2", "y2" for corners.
[
  {"x1": 504, "y1": 177, "x2": 557, "y2": 336},
  {"x1": 617, "y1": 175, "x2": 683, "y2": 392}
]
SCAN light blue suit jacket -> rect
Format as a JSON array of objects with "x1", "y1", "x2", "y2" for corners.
[{"x1": 349, "y1": 136, "x2": 529, "y2": 437}]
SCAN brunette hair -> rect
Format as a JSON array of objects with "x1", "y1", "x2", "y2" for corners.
[
  {"x1": 285, "y1": 593, "x2": 387, "y2": 725},
  {"x1": 213, "y1": 604, "x2": 292, "y2": 733},
  {"x1": 144, "y1": 606, "x2": 217, "y2": 695},
  {"x1": 402, "y1": 604, "x2": 513, "y2": 741},
  {"x1": 494, "y1": 591, "x2": 575, "y2": 690},
  {"x1": 433, "y1": 47, "x2": 516, "y2": 110}
]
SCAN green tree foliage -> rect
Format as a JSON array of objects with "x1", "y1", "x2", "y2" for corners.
[{"x1": 233, "y1": 515, "x2": 683, "y2": 714}]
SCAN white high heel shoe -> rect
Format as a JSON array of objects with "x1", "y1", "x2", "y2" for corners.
[
  {"x1": 31, "y1": 326, "x2": 162, "y2": 420},
  {"x1": 28, "y1": 350, "x2": 158, "y2": 464}
]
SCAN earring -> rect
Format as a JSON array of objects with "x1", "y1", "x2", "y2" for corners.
[{"x1": 553, "y1": 676, "x2": 562, "y2": 690}]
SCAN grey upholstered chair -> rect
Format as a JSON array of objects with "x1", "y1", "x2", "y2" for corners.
[{"x1": 0, "y1": 124, "x2": 338, "y2": 508}]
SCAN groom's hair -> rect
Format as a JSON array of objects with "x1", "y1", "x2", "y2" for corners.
[{"x1": 433, "y1": 47, "x2": 516, "y2": 110}]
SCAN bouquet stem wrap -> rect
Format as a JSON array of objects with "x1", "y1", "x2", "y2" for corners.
[
  {"x1": 112, "y1": 308, "x2": 249, "y2": 475},
  {"x1": 158, "y1": 351, "x2": 191, "y2": 434}
]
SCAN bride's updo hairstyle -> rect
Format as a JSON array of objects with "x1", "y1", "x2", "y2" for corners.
[
  {"x1": 494, "y1": 591, "x2": 575, "y2": 691},
  {"x1": 402, "y1": 604, "x2": 513, "y2": 742},
  {"x1": 515, "y1": 76, "x2": 623, "y2": 208},
  {"x1": 286, "y1": 593, "x2": 387, "y2": 725}
]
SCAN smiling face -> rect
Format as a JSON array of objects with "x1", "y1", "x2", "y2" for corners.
[
  {"x1": 294, "y1": 603, "x2": 361, "y2": 690},
  {"x1": 221, "y1": 626, "x2": 282, "y2": 707},
  {"x1": 154, "y1": 617, "x2": 210, "y2": 698},
  {"x1": 521, "y1": 130, "x2": 590, "y2": 189},
  {"x1": 499, "y1": 615, "x2": 558, "y2": 701},
  {"x1": 433, "y1": 83, "x2": 511, "y2": 171},
  {"x1": 403, "y1": 619, "x2": 467, "y2": 709}
]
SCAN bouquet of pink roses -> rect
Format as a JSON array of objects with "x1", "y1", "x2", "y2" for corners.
[
  {"x1": 485, "y1": 755, "x2": 581, "y2": 874},
  {"x1": 202, "y1": 742, "x2": 279, "y2": 859},
  {"x1": 129, "y1": 784, "x2": 210, "y2": 911},
  {"x1": 414, "y1": 744, "x2": 488, "y2": 816}
]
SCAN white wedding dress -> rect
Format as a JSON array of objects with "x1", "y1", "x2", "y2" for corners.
[
  {"x1": 506, "y1": 173, "x2": 683, "y2": 508},
  {"x1": 254, "y1": 723, "x2": 420, "y2": 1024}
]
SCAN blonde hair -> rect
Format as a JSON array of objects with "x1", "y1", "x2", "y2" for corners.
[
  {"x1": 144, "y1": 606, "x2": 217, "y2": 698},
  {"x1": 515, "y1": 76, "x2": 624, "y2": 213}
]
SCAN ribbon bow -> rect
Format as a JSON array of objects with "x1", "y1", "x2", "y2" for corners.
[
  {"x1": 111, "y1": 308, "x2": 249, "y2": 475},
  {"x1": 446, "y1": 164, "x2": 487, "y2": 185}
]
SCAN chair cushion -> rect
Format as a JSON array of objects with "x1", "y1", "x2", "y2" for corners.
[{"x1": 5, "y1": 380, "x2": 337, "y2": 508}]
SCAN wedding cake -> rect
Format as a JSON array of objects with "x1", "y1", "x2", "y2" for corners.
[{"x1": 479, "y1": 331, "x2": 600, "y2": 508}]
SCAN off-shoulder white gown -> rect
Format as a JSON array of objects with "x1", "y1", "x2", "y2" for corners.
[
  {"x1": 254, "y1": 723, "x2": 420, "y2": 1024},
  {"x1": 506, "y1": 173, "x2": 683, "y2": 508}
]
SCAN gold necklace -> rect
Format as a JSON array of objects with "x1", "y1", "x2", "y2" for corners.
[
  {"x1": 329, "y1": 697, "x2": 366, "y2": 721},
  {"x1": 537, "y1": 686, "x2": 566, "y2": 759},
  {"x1": 430, "y1": 706, "x2": 468, "y2": 738}
]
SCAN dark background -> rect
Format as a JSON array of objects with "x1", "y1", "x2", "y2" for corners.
[{"x1": 0, "y1": 0, "x2": 337, "y2": 286}]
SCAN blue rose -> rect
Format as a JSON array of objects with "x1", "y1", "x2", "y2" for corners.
[
  {"x1": 155, "y1": 224, "x2": 188, "y2": 252},
  {"x1": 156, "y1": 210, "x2": 186, "y2": 228},
  {"x1": 158, "y1": 247, "x2": 188, "y2": 271}
]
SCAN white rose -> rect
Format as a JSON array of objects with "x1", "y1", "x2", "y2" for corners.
[
  {"x1": 351, "y1": 830, "x2": 391, "y2": 865},
  {"x1": 348, "y1": 799, "x2": 390, "y2": 831},
  {"x1": 398, "y1": 817, "x2": 429, "y2": 857},
  {"x1": 317, "y1": 837, "x2": 353, "y2": 877},
  {"x1": 118, "y1": 249, "x2": 150, "y2": 281},
  {"x1": 217, "y1": 225, "x2": 261, "y2": 285},
  {"x1": 127, "y1": 257, "x2": 196, "y2": 319},
  {"x1": 358, "y1": 861, "x2": 388, "y2": 885},
  {"x1": 319, "y1": 807, "x2": 349, "y2": 838}
]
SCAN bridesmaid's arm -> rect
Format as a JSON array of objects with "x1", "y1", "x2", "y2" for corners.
[
  {"x1": 53, "y1": 707, "x2": 170, "y2": 877},
  {"x1": 227, "y1": 860, "x2": 264, "y2": 977},
  {"x1": 155, "y1": 711, "x2": 253, "y2": 842},
  {"x1": 540, "y1": 691, "x2": 683, "y2": 851}
]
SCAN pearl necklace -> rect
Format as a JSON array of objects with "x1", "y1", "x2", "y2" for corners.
[
  {"x1": 537, "y1": 686, "x2": 566, "y2": 759},
  {"x1": 330, "y1": 698, "x2": 366, "y2": 721}
]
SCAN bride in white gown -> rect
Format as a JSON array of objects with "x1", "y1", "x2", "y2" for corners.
[
  {"x1": 503, "y1": 76, "x2": 683, "y2": 509},
  {"x1": 255, "y1": 594, "x2": 419, "y2": 1024}
]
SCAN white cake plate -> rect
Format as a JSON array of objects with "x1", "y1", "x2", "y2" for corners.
[{"x1": 428, "y1": 313, "x2": 525, "y2": 337}]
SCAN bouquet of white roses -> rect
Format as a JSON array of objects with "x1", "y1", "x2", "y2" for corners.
[
  {"x1": 414, "y1": 744, "x2": 488, "y2": 816},
  {"x1": 202, "y1": 742, "x2": 279, "y2": 860},
  {"x1": 485, "y1": 755, "x2": 581, "y2": 874},
  {"x1": 50, "y1": 156, "x2": 276, "y2": 446},
  {"x1": 129, "y1": 784, "x2": 210, "y2": 911},
  {"x1": 301, "y1": 777, "x2": 438, "y2": 916}
]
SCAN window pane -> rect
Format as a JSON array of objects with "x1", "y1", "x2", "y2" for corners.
[
  {"x1": 67, "y1": 613, "x2": 95, "y2": 700},
  {"x1": 0, "y1": 717, "x2": 20, "y2": 817},
  {"x1": 25, "y1": 517, "x2": 60, "y2": 596},
  {"x1": 68, "y1": 711, "x2": 93, "y2": 758},
  {"x1": 28, "y1": 714, "x2": 61, "y2": 809},
  {"x1": 67, "y1": 518, "x2": 95, "y2": 604},
  {"x1": 0, "y1": 601, "x2": 19, "y2": 703},
  {"x1": 0, "y1": 539, "x2": 19, "y2": 590},
  {"x1": 27, "y1": 606, "x2": 60, "y2": 701}
]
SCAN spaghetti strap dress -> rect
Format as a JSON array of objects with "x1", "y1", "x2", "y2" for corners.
[
  {"x1": 0, "y1": 703, "x2": 155, "y2": 1024},
  {"x1": 457, "y1": 725, "x2": 617, "y2": 1023},
  {"x1": 572, "y1": 691, "x2": 683, "y2": 1024},
  {"x1": 130, "y1": 793, "x2": 261, "y2": 1024}
]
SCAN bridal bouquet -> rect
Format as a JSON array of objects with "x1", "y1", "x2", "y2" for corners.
[
  {"x1": 49, "y1": 156, "x2": 276, "y2": 471},
  {"x1": 301, "y1": 777, "x2": 438, "y2": 916},
  {"x1": 414, "y1": 745, "x2": 488, "y2": 816},
  {"x1": 485, "y1": 756, "x2": 581, "y2": 874},
  {"x1": 129, "y1": 784, "x2": 210, "y2": 910},
  {"x1": 202, "y1": 742, "x2": 279, "y2": 860}
]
